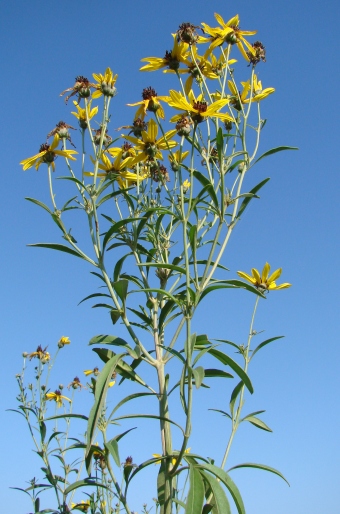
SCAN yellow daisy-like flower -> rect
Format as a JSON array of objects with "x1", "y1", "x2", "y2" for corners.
[
  {"x1": 58, "y1": 336, "x2": 70, "y2": 348},
  {"x1": 28, "y1": 345, "x2": 50, "y2": 363},
  {"x1": 168, "y1": 149, "x2": 189, "y2": 171},
  {"x1": 124, "y1": 118, "x2": 177, "y2": 165},
  {"x1": 71, "y1": 500, "x2": 91, "y2": 512},
  {"x1": 166, "y1": 89, "x2": 233, "y2": 124},
  {"x1": 152, "y1": 448, "x2": 191, "y2": 466},
  {"x1": 84, "y1": 367, "x2": 100, "y2": 376},
  {"x1": 46, "y1": 390, "x2": 71, "y2": 408},
  {"x1": 242, "y1": 75, "x2": 275, "y2": 103},
  {"x1": 140, "y1": 34, "x2": 189, "y2": 72},
  {"x1": 237, "y1": 263, "x2": 291, "y2": 291},
  {"x1": 85, "y1": 151, "x2": 147, "y2": 188},
  {"x1": 127, "y1": 86, "x2": 169, "y2": 120},
  {"x1": 201, "y1": 13, "x2": 257, "y2": 61},
  {"x1": 71, "y1": 100, "x2": 98, "y2": 129},
  {"x1": 92, "y1": 67, "x2": 118, "y2": 99},
  {"x1": 20, "y1": 134, "x2": 77, "y2": 172},
  {"x1": 227, "y1": 75, "x2": 275, "y2": 109}
]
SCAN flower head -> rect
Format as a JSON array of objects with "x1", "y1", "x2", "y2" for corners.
[
  {"x1": 92, "y1": 67, "x2": 118, "y2": 98},
  {"x1": 28, "y1": 345, "x2": 50, "y2": 363},
  {"x1": 71, "y1": 500, "x2": 91, "y2": 512},
  {"x1": 168, "y1": 149, "x2": 189, "y2": 172},
  {"x1": 45, "y1": 390, "x2": 71, "y2": 408},
  {"x1": 20, "y1": 134, "x2": 77, "y2": 172},
  {"x1": 237, "y1": 263, "x2": 291, "y2": 291},
  {"x1": 127, "y1": 87, "x2": 169, "y2": 120},
  {"x1": 71, "y1": 100, "x2": 98, "y2": 130},
  {"x1": 247, "y1": 41, "x2": 266, "y2": 66},
  {"x1": 124, "y1": 118, "x2": 177, "y2": 165},
  {"x1": 140, "y1": 34, "x2": 189, "y2": 73},
  {"x1": 84, "y1": 367, "x2": 100, "y2": 376},
  {"x1": 166, "y1": 90, "x2": 233, "y2": 124},
  {"x1": 58, "y1": 336, "x2": 70, "y2": 348},
  {"x1": 60, "y1": 75, "x2": 95, "y2": 104},
  {"x1": 176, "y1": 22, "x2": 200, "y2": 45},
  {"x1": 67, "y1": 376, "x2": 86, "y2": 390},
  {"x1": 47, "y1": 121, "x2": 76, "y2": 147},
  {"x1": 152, "y1": 448, "x2": 191, "y2": 466},
  {"x1": 201, "y1": 13, "x2": 257, "y2": 61}
]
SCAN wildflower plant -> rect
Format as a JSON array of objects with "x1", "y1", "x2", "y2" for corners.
[{"x1": 16, "y1": 11, "x2": 297, "y2": 514}]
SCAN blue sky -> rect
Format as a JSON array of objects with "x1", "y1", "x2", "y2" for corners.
[{"x1": 1, "y1": 0, "x2": 340, "y2": 513}]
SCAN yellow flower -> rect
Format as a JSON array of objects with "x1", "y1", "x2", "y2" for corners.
[
  {"x1": 183, "y1": 179, "x2": 191, "y2": 190},
  {"x1": 201, "y1": 13, "x2": 257, "y2": 61},
  {"x1": 28, "y1": 345, "x2": 50, "y2": 363},
  {"x1": 71, "y1": 500, "x2": 91, "y2": 512},
  {"x1": 20, "y1": 134, "x2": 77, "y2": 172},
  {"x1": 168, "y1": 149, "x2": 189, "y2": 171},
  {"x1": 84, "y1": 367, "x2": 100, "y2": 376},
  {"x1": 46, "y1": 390, "x2": 71, "y2": 408},
  {"x1": 237, "y1": 263, "x2": 291, "y2": 291},
  {"x1": 71, "y1": 100, "x2": 98, "y2": 129},
  {"x1": 85, "y1": 151, "x2": 147, "y2": 188},
  {"x1": 58, "y1": 336, "x2": 70, "y2": 348},
  {"x1": 152, "y1": 448, "x2": 191, "y2": 466},
  {"x1": 227, "y1": 75, "x2": 275, "y2": 109},
  {"x1": 166, "y1": 89, "x2": 233, "y2": 124},
  {"x1": 140, "y1": 34, "x2": 189, "y2": 72},
  {"x1": 124, "y1": 118, "x2": 177, "y2": 165},
  {"x1": 92, "y1": 67, "x2": 118, "y2": 98},
  {"x1": 127, "y1": 86, "x2": 169, "y2": 120}
]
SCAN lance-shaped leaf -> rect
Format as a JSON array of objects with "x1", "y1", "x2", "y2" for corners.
[
  {"x1": 25, "y1": 197, "x2": 52, "y2": 214},
  {"x1": 89, "y1": 334, "x2": 130, "y2": 347},
  {"x1": 250, "y1": 336, "x2": 284, "y2": 360},
  {"x1": 104, "y1": 438, "x2": 120, "y2": 467},
  {"x1": 192, "y1": 366, "x2": 205, "y2": 389},
  {"x1": 237, "y1": 178, "x2": 270, "y2": 218},
  {"x1": 102, "y1": 217, "x2": 142, "y2": 249},
  {"x1": 193, "y1": 170, "x2": 220, "y2": 213},
  {"x1": 186, "y1": 465, "x2": 205, "y2": 514},
  {"x1": 252, "y1": 146, "x2": 298, "y2": 165},
  {"x1": 208, "y1": 349, "x2": 253, "y2": 394},
  {"x1": 227, "y1": 462, "x2": 290, "y2": 486},
  {"x1": 86, "y1": 353, "x2": 125, "y2": 456},
  {"x1": 113, "y1": 279, "x2": 128, "y2": 306},
  {"x1": 93, "y1": 348, "x2": 146, "y2": 385},
  {"x1": 230, "y1": 381, "x2": 243, "y2": 416},
  {"x1": 64, "y1": 478, "x2": 111, "y2": 496},
  {"x1": 241, "y1": 415, "x2": 272, "y2": 432},
  {"x1": 27, "y1": 243, "x2": 84, "y2": 259},
  {"x1": 199, "y1": 471, "x2": 231, "y2": 514},
  {"x1": 216, "y1": 127, "x2": 223, "y2": 166},
  {"x1": 198, "y1": 464, "x2": 245, "y2": 514}
]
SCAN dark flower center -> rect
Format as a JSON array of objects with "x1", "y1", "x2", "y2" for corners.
[
  {"x1": 142, "y1": 87, "x2": 157, "y2": 100},
  {"x1": 164, "y1": 50, "x2": 180, "y2": 71},
  {"x1": 192, "y1": 101, "x2": 208, "y2": 113},
  {"x1": 177, "y1": 22, "x2": 199, "y2": 44}
]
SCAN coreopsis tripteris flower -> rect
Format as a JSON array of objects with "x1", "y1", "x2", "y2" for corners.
[
  {"x1": 20, "y1": 134, "x2": 77, "y2": 172},
  {"x1": 58, "y1": 336, "x2": 70, "y2": 348},
  {"x1": 140, "y1": 34, "x2": 189, "y2": 72},
  {"x1": 168, "y1": 149, "x2": 189, "y2": 171},
  {"x1": 71, "y1": 500, "x2": 91, "y2": 512},
  {"x1": 201, "y1": 13, "x2": 256, "y2": 61},
  {"x1": 152, "y1": 448, "x2": 191, "y2": 466},
  {"x1": 116, "y1": 118, "x2": 148, "y2": 138},
  {"x1": 127, "y1": 87, "x2": 168, "y2": 120},
  {"x1": 176, "y1": 22, "x2": 200, "y2": 45},
  {"x1": 85, "y1": 151, "x2": 147, "y2": 188},
  {"x1": 67, "y1": 376, "x2": 86, "y2": 390},
  {"x1": 71, "y1": 100, "x2": 98, "y2": 129},
  {"x1": 166, "y1": 89, "x2": 233, "y2": 124},
  {"x1": 84, "y1": 367, "x2": 100, "y2": 376},
  {"x1": 60, "y1": 75, "x2": 95, "y2": 104},
  {"x1": 47, "y1": 121, "x2": 76, "y2": 147},
  {"x1": 92, "y1": 67, "x2": 118, "y2": 98},
  {"x1": 28, "y1": 345, "x2": 50, "y2": 363},
  {"x1": 45, "y1": 389, "x2": 71, "y2": 408},
  {"x1": 124, "y1": 118, "x2": 178, "y2": 165},
  {"x1": 247, "y1": 41, "x2": 266, "y2": 66},
  {"x1": 237, "y1": 263, "x2": 291, "y2": 291},
  {"x1": 227, "y1": 75, "x2": 274, "y2": 109}
]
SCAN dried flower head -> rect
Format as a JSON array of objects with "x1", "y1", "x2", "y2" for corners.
[
  {"x1": 60, "y1": 75, "x2": 94, "y2": 104},
  {"x1": 247, "y1": 41, "x2": 266, "y2": 66},
  {"x1": 176, "y1": 22, "x2": 200, "y2": 45}
]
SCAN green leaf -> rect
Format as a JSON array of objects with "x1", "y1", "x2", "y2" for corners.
[
  {"x1": 89, "y1": 334, "x2": 130, "y2": 347},
  {"x1": 93, "y1": 348, "x2": 147, "y2": 386},
  {"x1": 198, "y1": 464, "x2": 245, "y2": 514},
  {"x1": 216, "y1": 127, "x2": 223, "y2": 165},
  {"x1": 114, "y1": 253, "x2": 132, "y2": 282},
  {"x1": 109, "y1": 392, "x2": 156, "y2": 417},
  {"x1": 44, "y1": 414, "x2": 88, "y2": 422},
  {"x1": 193, "y1": 170, "x2": 220, "y2": 213},
  {"x1": 237, "y1": 178, "x2": 270, "y2": 218},
  {"x1": 204, "y1": 369, "x2": 233, "y2": 379},
  {"x1": 199, "y1": 471, "x2": 231, "y2": 514},
  {"x1": 102, "y1": 217, "x2": 142, "y2": 249},
  {"x1": 25, "y1": 197, "x2": 52, "y2": 214},
  {"x1": 86, "y1": 353, "x2": 125, "y2": 456},
  {"x1": 242, "y1": 415, "x2": 272, "y2": 432},
  {"x1": 64, "y1": 478, "x2": 111, "y2": 496},
  {"x1": 229, "y1": 381, "x2": 243, "y2": 416},
  {"x1": 227, "y1": 462, "x2": 290, "y2": 486},
  {"x1": 209, "y1": 409, "x2": 232, "y2": 421},
  {"x1": 208, "y1": 350, "x2": 253, "y2": 394},
  {"x1": 110, "y1": 309, "x2": 121, "y2": 324},
  {"x1": 192, "y1": 366, "x2": 205, "y2": 389},
  {"x1": 104, "y1": 438, "x2": 120, "y2": 467},
  {"x1": 253, "y1": 146, "x2": 298, "y2": 165},
  {"x1": 157, "y1": 468, "x2": 166, "y2": 506},
  {"x1": 56, "y1": 175, "x2": 86, "y2": 190},
  {"x1": 251, "y1": 336, "x2": 284, "y2": 360},
  {"x1": 137, "y1": 262, "x2": 186, "y2": 275},
  {"x1": 78, "y1": 292, "x2": 111, "y2": 306},
  {"x1": 186, "y1": 465, "x2": 205, "y2": 514},
  {"x1": 113, "y1": 414, "x2": 184, "y2": 434},
  {"x1": 113, "y1": 279, "x2": 129, "y2": 305},
  {"x1": 27, "y1": 243, "x2": 83, "y2": 259}
]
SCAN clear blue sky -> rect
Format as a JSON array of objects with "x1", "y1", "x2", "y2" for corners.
[{"x1": 1, "y1": 1, "x2": 339, "y2": 513}]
